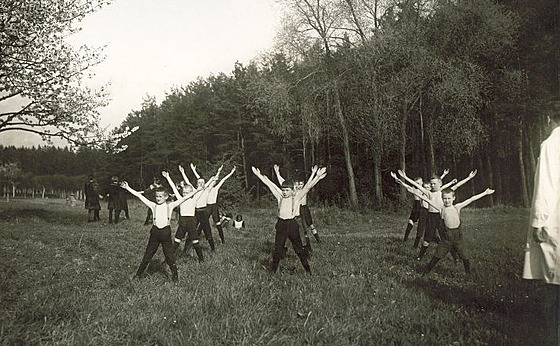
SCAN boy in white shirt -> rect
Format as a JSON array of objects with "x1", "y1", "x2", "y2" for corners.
[
  {"x1": 398, "y1": 169, "x2": 476, "y2": 260},
  {"x1": 162, "y1": 170, "x2": 215, "y2": 262},
  {"x1": 120, "y1": 180, "x2": 199, "y2": 282},
  {"x1": 252, "y1": 165, "x2": 327, "y2": 274}
]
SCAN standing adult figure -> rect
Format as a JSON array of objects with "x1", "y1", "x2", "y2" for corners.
[
  {"x1": 84, "y1": 174, "x2": 101, "y2": 222},
  {"x1": 523, "y1": 101, "x2": 560, "y2": 284},
  {"x1": 106, "y1": 176, "x2": 122, "y2": 224}
]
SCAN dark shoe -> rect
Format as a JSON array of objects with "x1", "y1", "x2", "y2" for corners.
[{"x1": 313, "y1": 233, "x2": 321, "y2": 243}]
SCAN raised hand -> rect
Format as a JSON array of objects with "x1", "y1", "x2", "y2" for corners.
[
  {"x1": 230, "y1": 166, "x2": 236, "y2": 174},
  {"x1": 451, "y1": 178, "x2": 458, "y2": 185},
  {"x1": 485, "y1": 188, "x2": 495, "y2": 195},
  {"x1": 179, "y1": 165, "x2": 185, "y2": 174},
  {"x1": 162, "y1": 171, "x2": 170, "y2": 179},
  {"x1": 273, "y1": 164, "x2": 280, "y2": 172},
  {"x1": 390, "y1": 172, "x2": 397, "y2": 180},
  {"x1": 120, "y1": 181, "x2": 129, "y2": 189},
  {"x1": 398, "y1": 169, "x2": 406, "y2": 177},
  {"x1": 190, "y1": 163, "x2": 196, "y2": 171},
  {"x1": 442, "y1": 169, "x2": 449, "y2": 177},
  {"x1": 469, "y1": 169, "x2": 478, "y2": 178},
  {"x1": 251, "y1": 166, "x2": 261, "y2": 175}
]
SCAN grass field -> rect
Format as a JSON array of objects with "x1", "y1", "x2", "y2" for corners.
[{"x1": 0, "y1": 198, "x2": 556, "y2": 345}]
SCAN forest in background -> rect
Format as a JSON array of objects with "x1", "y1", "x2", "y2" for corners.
[{"x1": 0, "y1": 0, "x2": 557, "y2": 210}]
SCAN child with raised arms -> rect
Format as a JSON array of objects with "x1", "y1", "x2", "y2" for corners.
[
  {"x1": 190, "y1": 163, "x2": 222, "y2": 251},
  {"x1": 391, "y1": 173, "x2": 434, "y2": 248},
  {"x1": 398, "y1": 169, "x2": 477, "y2": 260},
  {"x1": 403, "y1": 186, "x2": 494, "y2": 275},
  {"x1": 120, "y1": 179, "x2": 198, "y2": 283},
  {"x1": 274, "y1": 165, "x2": 321, "y2": 251},
  {"x1": 401, "y1": 170, "x2": 449, "y2": 244},
  {"x1": 206, "y1": 166, "x2": 236, "y2": 244},
  {"x1": 162, "y1": 169, "x2": 215, "y2": 263},
  {"x1": 252, "y1": 165, "x2": 327, "y2": 274}
]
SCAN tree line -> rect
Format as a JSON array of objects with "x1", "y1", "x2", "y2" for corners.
[{"x1": 0, "y1": 0, "x2": 557, "y2": 210}]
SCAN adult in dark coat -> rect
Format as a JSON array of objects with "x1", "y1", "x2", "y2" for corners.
[
  {"x1": 107, "y1": 176, "x2": 122, "y2": 224},
  {"x1": 118, "y1": 180, "x2": 130, "y2": 220},
  {"x1": 84, "y1": 175, "x2": 101, "y2": 222}
]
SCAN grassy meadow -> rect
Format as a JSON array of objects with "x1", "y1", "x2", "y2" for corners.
[{"x1": 0, "y1": 198, "x2": 556, "y2": 345}]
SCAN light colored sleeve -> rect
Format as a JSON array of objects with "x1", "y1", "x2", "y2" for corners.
[{"x1": 530, "y1": 133, "x2": 560, "y2": 228}]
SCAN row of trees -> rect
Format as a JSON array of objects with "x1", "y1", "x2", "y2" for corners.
[
  {"x1": 107, "y1": 0, "x2": 557, "y2": 208},
  {"x1": 0, "y1": 0, "x2": 557, "y2": 209},
  {"x1": 0, "y1": 146, "x2": 103, "y2": 200}
]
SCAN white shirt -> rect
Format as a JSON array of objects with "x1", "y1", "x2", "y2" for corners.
[
  {"x1": 196, "y1": 188, "x2": 211, "y2": 208},
  {"x1": 207, "y1": 186, "x2": 219, "y2": 204},
  {"x1": 523, "y1": 127, "x2": 560, "y2": 284},
  {"x1": 178, "y1": 195, "x2": 197, "y2": 216},
  {"x1": 234, "y1": 220, "x2": 244, "y2": 229},
  {"x1": 152, "y1": 203, "x2": 171, "y2": 228}
]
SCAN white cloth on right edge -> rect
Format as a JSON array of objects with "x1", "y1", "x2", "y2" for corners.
[{"x1": 523, "y1": 127, "x2": 560, "y2": 284}]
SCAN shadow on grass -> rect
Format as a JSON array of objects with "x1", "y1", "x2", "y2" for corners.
[
  {"x1": 0, "y1": 208, "x2": 52, "y2": 221},
  {"x1": 146, "y1": 259, "x2": 171, "y2": 278},
  {"x1": 404, "y1": 276, "x2": 538, "y2": 319},
  {"x1": 237, "y1": 240, "x2": 272, "y2": 270},
  {"x1": 401, "y1": 276, "x2": 558, "y2": 345}
]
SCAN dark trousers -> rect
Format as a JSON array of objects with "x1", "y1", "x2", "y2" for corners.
[
  {"x1": 271, "y1": 218, "x2": 310, "y2": 273},
  {"x1": 175, "y1": 216, "x2": 204, "y2": 262},
  {"x1": 87, "y1": 209, "x2": 97, "y2": 222},
  {"x1": 425, "y1": 212, "x2": 443, "y2": 243},
  {"x1": 207, "y1": 203, "x2": 225, "y2": 243},
  {"x1": 109, "y1": 208, "x2": 121, "y2": 224},
  {"x1": 136, "y1": 225, "x2": 177, "y2": 279},
  {"x1": 196, "y1": 208, "x2": 215, "y2": 250}
]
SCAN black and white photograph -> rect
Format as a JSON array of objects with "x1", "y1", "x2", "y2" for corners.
[{"x1": 0, "y1": 0, "x2": 558, "y2": 344}]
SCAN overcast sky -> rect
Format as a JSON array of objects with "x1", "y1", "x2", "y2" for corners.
[{"x1": 0, "y1": 0, "x2": 281, "y2": 147}]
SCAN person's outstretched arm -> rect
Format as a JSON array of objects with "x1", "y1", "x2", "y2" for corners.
[
  {"x1": 455, "y1": 188, "x2": 495, "y2": 211},
  {"x1": 210, "y1": 165, "x2": 224, "y2": 182},
  {"x1": 120, "y1": 182, "x2": 153, "y2": 207},
  {"x1": 390, "y1": 172, "x2": 413, "y2": 189},
  {"x1": 299, "y1": 166, "x2": 327, "y2": 197},
  {"x1": 398, "y1": 170, "x2": 430, "y2": 195},
  {"x1": 214, "y1": 167, "x2": 235, "y2": 191},
  {"x1": 450, "y1": 170, "x2": 477, "y2": 191},
  {"x1": 403, "y1": 184, "x2": 441, "y2": 212},
  {"x1": 162, "y1": 171, "x2": 181, "y2": 198},
  {"x1": 252, "y1": 166, "x2": 282, "y2": 200},
  {"x1": 169, "y1": 189, "x2": 198, "y2": 209},
  {"x1": 273, "y1": 164, "x2": 285, "y2": 185},
  {"x1": 178, "y1": 165, "x2": 194, "y2": 187},
  {"x1": 190, "y1": 163, "x2": 201, "y2": 180},
  {"x1": 440, "y1": 169, "x2": 449, "y2": 180},
  {"x1": 441, "y1": 178, "x2": 458, "y2": 190}
]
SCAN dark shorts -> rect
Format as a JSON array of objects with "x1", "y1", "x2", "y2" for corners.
[
  {"x1": 300, "y1": 204, "x2": 313, "y2": 227},
  {"x1": 416, "y1": 208, "x2": 428, "y2": 238},
  {"x1": 409, "y1": 200, "x2": 421, "y2": 222},
  {"x1": 207, "y1": 203, "x2": 220, "y2": 223},
  {"x1": 175, "y1": 216, "x2": 198, "y2": 240},
  {"x1": 425, "y1": 212, "x2": 442, "y2": 243},
  {"x1": 434, "y1": 226, "x2": 469, "y2": 260},
  {"x1": 274, "y1": 218, "x2": 305, "y2": 258}
]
